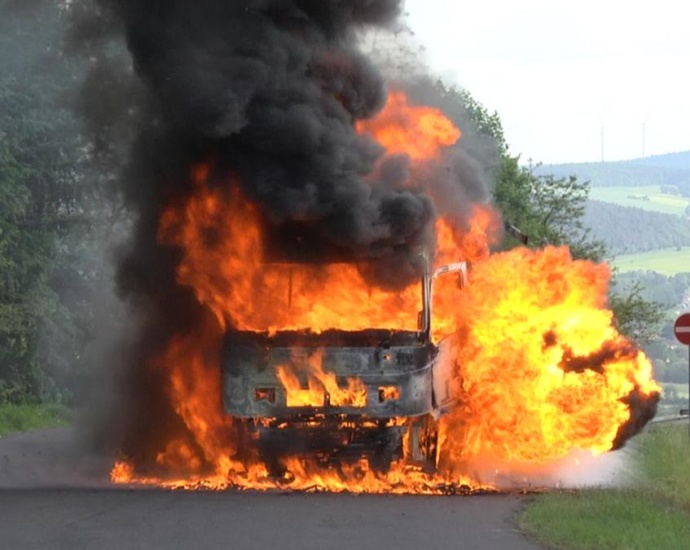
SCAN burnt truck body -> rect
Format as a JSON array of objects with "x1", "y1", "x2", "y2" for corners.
[{"x1": 221, "y1": 262, "x2": 466, "y2": 472}]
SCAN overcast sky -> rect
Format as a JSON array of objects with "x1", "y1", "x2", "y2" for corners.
[{"x1": 405, "y1": 0, "x2": 690, "y2": 164}]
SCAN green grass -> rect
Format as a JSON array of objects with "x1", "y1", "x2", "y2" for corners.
[
  {"x1": 520, "y1": 489, "x2": 690, "y2": 550},
  {"x1": 0, "y1": 403, "x2": 70, "y2": 436},
  {"x1": 590, "y1": 186, "x2": 690, "y2": 216},
  {"x1": 519, "y1": 424, "x2": 690, "y2": 549},
  {"x1": 611, "y1": 248, "x2": 690, "y2": 275},
  {"x1": 637, "y1": 424, "x2": 690, "y2": 506}
]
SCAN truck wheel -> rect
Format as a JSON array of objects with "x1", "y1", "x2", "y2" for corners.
[
  {"x1": 369, "y1": 453, "x2": 394, "y2": 473},
  {"x1": 408, "y1": 416, "x2": 438, "y2": 471}
]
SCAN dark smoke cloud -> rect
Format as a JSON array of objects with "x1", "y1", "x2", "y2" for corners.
[
  {"x1": 69, "y1": 0, "x2": 441, "y2": 281},
  {"x1": 65, "y1": 0, "x2": 496, "y2": 468},
  {"x1": 0, "y1": 0, "x2": 45, "y2": 15},
  {"x1": 63, "y1": 0, "x2": 407, "y2": 467}
]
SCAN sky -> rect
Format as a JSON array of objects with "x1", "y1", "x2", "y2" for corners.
[{"x1": 405, "y1": 0, "x2": 690, "y2": 164}]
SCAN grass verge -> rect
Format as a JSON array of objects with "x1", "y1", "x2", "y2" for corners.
[
  {"x1": 520, "y1": 489, "x2": 690, "y2": 550},
  {"x1": 637, "y1": 423, "x2": 690, "y2": 506},
  {"x1": 519, "y1": 423, "x2": 690, "y2": 550},
  {"x1": 0, "y1": 402, "x2": 70, "y2": 436}
]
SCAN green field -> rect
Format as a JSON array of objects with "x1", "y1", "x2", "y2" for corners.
[
  {"x1": 590, "y1": 185, "x2": 690, "y2": 216},
  {"x1": 611, "y1": 247, "x2": 690, "y2": 275}
]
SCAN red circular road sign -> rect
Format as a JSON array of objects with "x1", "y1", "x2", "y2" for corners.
[{"x1": 674, "y1": 313, "x2": 690, "y2": 346}]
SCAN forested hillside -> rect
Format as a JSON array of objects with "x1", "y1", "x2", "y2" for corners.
[
  {"x1": 633, "y1": 151, "x2": 690, "y2": 170},
  {"x1": 614, "y1": 272, "x2": 690, "y2": 307},
  {"x1": 536, "y1": 151, "x2": 690, "y2": 190},
  {"x1": 584, "y1": 200, "x2": 690, "y2": 254}
]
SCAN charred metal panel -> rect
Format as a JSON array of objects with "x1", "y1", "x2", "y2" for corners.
[
  {"x1": 431, "y1": 337, "x2": 460, "y2": 418},
  {"x1": 222, "y1": 331, "x2": 437, "y2": 418},
  {"x1": 255, "y1": 419, "x2": 406, "y2": 465}
]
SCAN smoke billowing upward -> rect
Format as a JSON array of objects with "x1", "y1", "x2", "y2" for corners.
[
  {"x1": 74, "y1": 0, "x2": 462, "y2": 279},
  {"x1": 63, "y1": 0, "x2": 494, "y2": 469}
]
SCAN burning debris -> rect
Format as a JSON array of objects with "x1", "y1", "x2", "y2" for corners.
[{"x1": 66, "y1": 0, "x2": 660, "y2": 493}]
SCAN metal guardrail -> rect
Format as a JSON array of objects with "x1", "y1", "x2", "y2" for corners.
[{"x1": 650, "y1": 410, "x2": 690, "y2": 424}]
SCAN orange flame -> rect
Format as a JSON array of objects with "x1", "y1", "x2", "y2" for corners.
[
  {"x1": 379, "y1": 386, "x2": 401, "y2": 402},
  {"x1": 158, "y1": 176, "x2": 493, "y2": 344},
  {"x1": 110, "y1": 460, "x2": 134, "y2": 484},
  {"x1": 438, "y1": 246, "x2": 659, "y2": 479},
  {"x1": 158, "y1": 180, "x2": 424, "y2": 335},
  {"x1": 111, "y1": 90, "x2": 660, "y2": 493},
  {"x1": 356, "y1": 90, "x2": 461, "y2": 160},
  {"x1": 276, "y1": 350, "x2": 367, "y2": 408}
]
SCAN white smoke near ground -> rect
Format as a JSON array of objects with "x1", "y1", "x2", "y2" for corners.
[
  {"x1": 554, "y1": 449, "x2": 634, "y2": 488},
  {"x1": 458, "y1": 448, "x2": 635, "y2": 491}
]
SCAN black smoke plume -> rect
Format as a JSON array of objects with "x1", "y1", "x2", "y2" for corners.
[
  {"x1": 72, "y1": 0, "x2": 445, "y2": 276},
  {"x1": 65, "y1": 0, "x2": 494, "y2": 471}
]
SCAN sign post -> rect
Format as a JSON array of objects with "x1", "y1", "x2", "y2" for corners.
[{"x1": 673, "y1": 314, "x2": 690, "y2": 430}]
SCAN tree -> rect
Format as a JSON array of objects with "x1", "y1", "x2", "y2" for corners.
[
  {"x1": 0, "y1": 1, "x2": 97, "y2": 402},
  {"x1": 494, "y1": 161, "x2": 607, "y2": 261},
  {"x1": 0, "y1": 78, "x2": 66, "y2": 401},
  {"x1": 608, "y1": 282, "x2": 664, "y2": 345}
]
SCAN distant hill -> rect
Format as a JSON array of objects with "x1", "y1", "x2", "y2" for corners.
[
  {"x1": 535, "y1": 150, "x2": 690, "y2": 190},
  {"x1": 631, "y1": 150, "x2": 690, "y2": 170},
  {"x1": 584, "y1": 200, "x2": 690, "y2": 255}
]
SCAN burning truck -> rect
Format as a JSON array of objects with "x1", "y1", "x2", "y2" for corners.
[
  {"x1": 67, "y1": 1, "x2": 661, "y2": 491},
  {"x1": 109, "y1": 161, "x2": 661, "y2": 492},
  {"x1": 222, "y1": 256, "x2": 467, "y2": 475}
]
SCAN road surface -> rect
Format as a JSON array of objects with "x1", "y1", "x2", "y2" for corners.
[{"x1": 0, "y1": 429, "x2": 541, "y2": 550}]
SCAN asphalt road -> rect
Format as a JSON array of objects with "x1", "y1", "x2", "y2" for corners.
[{"x1": 0, "y1": 429, "x2": 541, "y2": 550}]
